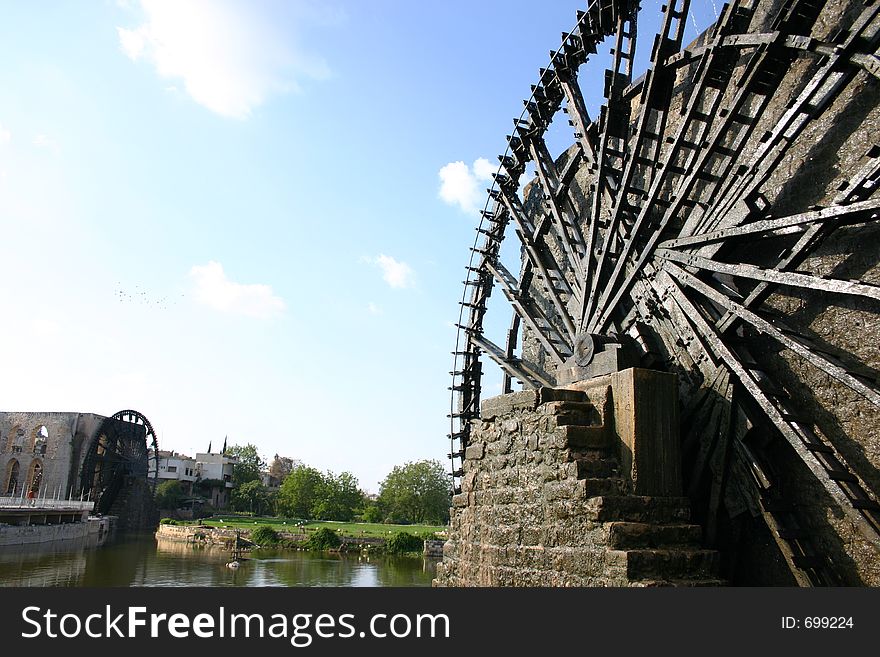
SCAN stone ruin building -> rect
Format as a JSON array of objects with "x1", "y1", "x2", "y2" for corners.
[
  {"x1": 0, "y1": 410, "x2": 159, "y2": 531},
  {"x1": 436, "y1": 0, "x2": 880, "y2": 586}
]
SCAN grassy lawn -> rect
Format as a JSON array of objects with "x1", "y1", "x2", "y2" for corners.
[{"x1": 191, "y1": 515, "x2": 447, "y2": 539}]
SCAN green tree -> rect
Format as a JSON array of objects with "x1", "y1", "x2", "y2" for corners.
[
  {"x1": 268, "y1": 455, "x2": 300, "y2": 483},
  {"x1": 361, "y1": 500, "x2": 383, "y2": 523},
  {"x1": 154, "y1": 480, "x2": 185, "y2": 509},
  {"x1": 312, "y1": 471, "x2": 364, "y2": 521},
  {"x1": 377, "y1": 459, "x2": 451, "y2": 525},
  {"x1": 231, "y1": 479, "x2": 270, "y2": 515},
  {"x1": 227, "y1": 443, "x2": 266, "y2": 487},
  {"x1": 193, "y1": 478, "x2": 224, "y2": 497},
  {"x1": 276, "y1": 464, "x2": 325, "y2": 519}
]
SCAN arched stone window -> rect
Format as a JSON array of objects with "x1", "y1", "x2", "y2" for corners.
[
  {"x1": 4, "y1": 426, "x2": 21, "y2": 453},
  {"x1": 26, "y1": 459, "x2": 43, "y2": 495},
  {"x1": 4, "y1": 459, "x2": 20, "y2": 495},
  {"x1": 32, "y1": 425, "x2": 48, "y2": 455},
  {"x1": 10, "y1": 427, "x2": 25, "y2": 453}
]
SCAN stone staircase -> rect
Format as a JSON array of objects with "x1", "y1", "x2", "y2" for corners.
[
  {"x1": 555, "y1": 393, "x2": 725, "y2": 587},
  {"x1": 434, "y1": 383, "x2": 725, "y2": 587}
]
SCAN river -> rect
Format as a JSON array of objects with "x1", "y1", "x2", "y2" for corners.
[{"x1": 0, "y1": 533, "x2": 439, "y2": 587}]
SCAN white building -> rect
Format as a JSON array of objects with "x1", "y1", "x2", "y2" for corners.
[
  {"x1": 194, "y1": 451, "x2": 238, "y2": 508},
  {"x1": 156, "y1": 450, "x2": 197, "y2": 493}
]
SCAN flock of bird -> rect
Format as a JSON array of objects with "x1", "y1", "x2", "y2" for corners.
[{"x1": 114, "y1": 282, "x2": 183, "y2": 310}]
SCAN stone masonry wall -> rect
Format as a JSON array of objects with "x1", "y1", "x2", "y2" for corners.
[{"x1": 434, "y1": 385, "x2": 721, "y2": 587}]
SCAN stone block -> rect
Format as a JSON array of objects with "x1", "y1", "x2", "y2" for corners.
[
  {"x1": 607, "y1": 522, "x2": 703, "y2": 550},
  {"x1": 570, "y1": 368, "x2": 682, "y2": 496},
  {"x1": 536, "y1": 388, "x2": 588, "y2": 404},
  {"x1": 486, "y1": 438, "x2": 512, "y2": 456},
  {"x1": 544, "y1": 479, "x2": 588, "y2": 501},
  {"x1": 480, "y1": 390, "x2": 538, "y2": 420},
  {"x1": 617, "y1": 548, "x2": 720, "y2": 581},
  {"x1": 464, "y1": 443, "x2": 485, "y2": 460},
  {"x1": 502, "y1": 419, "x2": 520, "y2": 433},
  {"x1": 585, "y1": 496, "x2": 691, "y2": 523},
  {"x1": 552, "y1": 425, "x2": 609, "y2": 449},
  {"x1": 451, "y1": 493, "x2": 470, "y2": 508}
]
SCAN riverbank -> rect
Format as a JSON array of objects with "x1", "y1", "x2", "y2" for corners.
[
  {"x1": 175, "y1": 515, "x2": 447, "y2": 540},
  {"x1": 155, "y1": 523, "x2": 385, "y2": 550},
  {"x1": 155, "y1": 523, "x2": 447, "y2": 558},
  {"x1": 0, "y1": 516, "x2": 114, "y2": 549}
]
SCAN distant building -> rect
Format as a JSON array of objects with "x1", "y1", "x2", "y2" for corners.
[
  {"x1": 260, "y1": 471, "x2": 281, "y2": 491},
  {"x1": 155, "y1": 450, "x2": 197, "y2": 494},
  {"x1": 194, "y1": 451, "x2": 238, "y2": 509}
]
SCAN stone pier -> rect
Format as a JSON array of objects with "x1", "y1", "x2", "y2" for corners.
[{"x1": 434, "y1": 368, "x2": 722, "y2": 586}]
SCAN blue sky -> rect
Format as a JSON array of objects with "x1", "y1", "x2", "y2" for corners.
[{"x1": 0, "y1": 0, "x2": 719, "y2": 492}]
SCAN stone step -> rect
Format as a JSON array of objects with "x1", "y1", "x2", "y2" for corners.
[
  {"x1": 629, "y1": 578, "x2": 727, "y2": 587},
  {"x1": 586, "y1": 496, "x2": 691, "y2": 523},
  {"x1": 537, "y1": 388, "x2": 588, "y2": 404},
  {"x1": 559, "y1": 425, "x2": 609, "y2": 449},
  {"x1": 608, "y1": 522, "x2": 703, "y2": 549},
  {"x1": 544, "y1": 401, "x2": 601, "y2": 428},
  {"x1": 609, "y1": 548, "x2": 720, "y2": 581},
  {"x1": 583, "y1": 477, "x2": 629, "y2": 497},
  {"x1": 574, "y1": 457, "x2": 620, "y2": 479}
]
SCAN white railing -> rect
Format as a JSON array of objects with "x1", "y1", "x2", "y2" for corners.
[{"x1": 0, "y1": 496, "x2": 94, "y2": 511}]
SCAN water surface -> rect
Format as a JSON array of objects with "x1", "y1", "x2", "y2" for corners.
[{"x1": 0, "y1": 533, "x2": 438, "y2": 587}]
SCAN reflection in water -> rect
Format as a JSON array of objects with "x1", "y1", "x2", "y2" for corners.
[{"x1": 0, "y1": 533, "x2": 438, "y2": 587}]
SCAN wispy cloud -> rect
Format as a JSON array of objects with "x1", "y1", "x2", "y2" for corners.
[
  {"x1": 116, "y1": 0, "x2": 332, "y2": 119},
  {"x1": 190, "y1": 261, "x2": 285, "y2": 318},
  {"x1": 32, "y1": 134, "x2": 60, "y2": 155},
  {"x1": 362, "y1": 254, "x2": 416, "y2": 289},
  {"x1": 33, "y1": 134, "x2": 55, "y2": 147},
  {"x1": 438, "y1": 157, "x2": 495, "y2": 215},
  {"x1": 367, "y1": 302, "x2": 382, "y2": 316}
]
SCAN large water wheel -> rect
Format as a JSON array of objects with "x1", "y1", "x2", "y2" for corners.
[
  {"x1": 449, "y1": 0, "x2": 880, "y2": 585},
  {"x1": 79, "y1": 409, "x2": 159, "y2": 515}
]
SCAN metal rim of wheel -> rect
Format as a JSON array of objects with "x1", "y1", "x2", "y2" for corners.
[
  {"x1": 80, "y1": 409, "x2": 159, "y2": 513},
  {"x1": 449, "y1": 0, "x2": 880, "y2": 585}
]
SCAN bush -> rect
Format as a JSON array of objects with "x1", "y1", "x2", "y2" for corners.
[
  {"x1": 155, "y1": 480, "x2": 185, "y2": 509},
  {"x1": 386, "y1": 531, "x2": 424, "y2": 555},
  {"x1": 251, "y1": 525, "x2": 280, "y2": 546},
  {"x1": 305, "y1": 527, "x2": 342, "y2": 551},
  {"x1": 361, "y1": 503, "x2": 383, "y2": 524},
  {"x1": 159, "y1": 517, "x2": 179, "y2": 525}
]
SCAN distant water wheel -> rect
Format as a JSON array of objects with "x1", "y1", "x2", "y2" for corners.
[
  {"x1": 80, "y1": 409, "x2": 159, "y2": 514},
  {"x1": 449, "y1": 0, "x2": 880, "y2": 585}
]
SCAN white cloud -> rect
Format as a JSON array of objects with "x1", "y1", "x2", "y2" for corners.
[
  {"x1": 189, "y1": 261, "x2": 285, "y2": 318},
  {"x1": 32, "y1": 134, "x2": 59, "y2": 154},
  {"x1": 0, "y1": 123, "x2": 10, "y2": 145},
  {"x1": 367, "y1": 302, "x2": 382, "y2": 316},
  {"x1": 116, "y1": 0, "x2": 331, "y2": 119},
  {"x1": 33, "y1": 134, "x2": 52, "y2": 146},
  {"x1": 438, "y1": 157, "x2": 495, "y2": 215},
  {"x1": 363, "y1": 254, "x2": 416, "y2": 289},
  {"x1": 472, "y1": 157, "x2": 495, "y2": 181}
]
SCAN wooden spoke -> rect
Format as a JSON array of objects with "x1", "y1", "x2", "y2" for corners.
[{"x1": 449, "y1": 0, "x2": 880, "y2": 583}]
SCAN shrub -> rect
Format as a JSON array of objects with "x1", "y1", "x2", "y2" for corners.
[
  {"x1": 154, "y1": 480, "x2": 185, "y2": 509},
  {"x1": 386, "y1": 531, "x2": 424, "y2": 555},
  {"x1": 305, "y1": 527, "x2": 342, "y2": 551},
  {"x1": 251, "y1": 525, "x2": 280, "y2": 546},
  {"x1": 159, "y1": 517, "x2": 179, "y2": 525}
]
